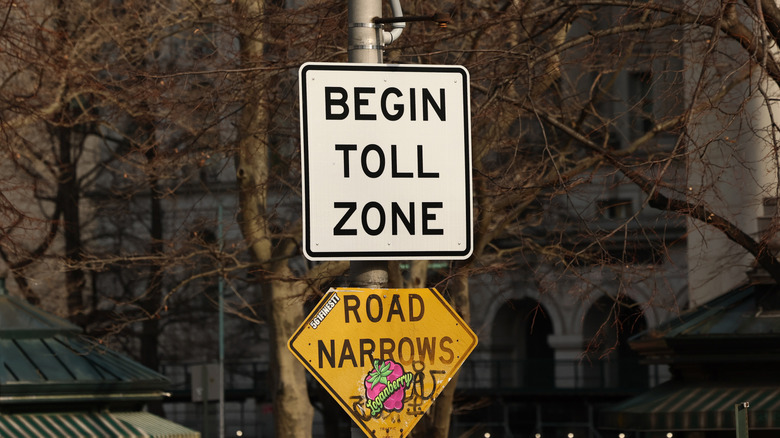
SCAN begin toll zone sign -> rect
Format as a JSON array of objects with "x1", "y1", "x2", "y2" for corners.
[
  {"x1": 288, "y1": 288, "x2": 478, "y2": 438},
  {"x1": 299, "y1": 63, "x2": 473, "y2": 261}
]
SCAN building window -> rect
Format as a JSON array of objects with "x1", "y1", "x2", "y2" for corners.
[{"x1": 628, "y1": 70, "x2": 654, "y2": 139}]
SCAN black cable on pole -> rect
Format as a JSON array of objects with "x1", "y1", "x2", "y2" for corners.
[{"x1": 373, "y1": 12, "x2": 451, "y2": 28}]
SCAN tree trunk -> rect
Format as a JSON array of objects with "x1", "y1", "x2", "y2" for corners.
[
  {"x1": 234, "y1": 1, "x2": 314, "y2": 435},
  {"x1": 407, "y1": 260, "x2": 429, "y2": 289},
  {"x1": 141, "y1": 172, "x2": 165, "y2": 416},
  {"x1": 268, "y1": 245, "x2": 314, "y2": 438},
  {"x1": 57, "y1": 123, "x2": 86, "y2": 320},
  {"x1": 236, "y1": 99, "x2": 314, "y2": 438}
]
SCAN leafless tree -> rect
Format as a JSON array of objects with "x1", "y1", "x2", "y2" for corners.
[{"x1": 4, "y1": 0, "x2": 780, "y2": 437}]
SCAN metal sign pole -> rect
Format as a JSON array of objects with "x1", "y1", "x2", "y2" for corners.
[
  {"x1": 346, "y1": 0, "x2": 387, "y2": 332},
  {"x1": 348, "y1": 0, "x2": 382, "y2": 64},
  {"x1": 218, "y1": 204, "x2": 225, "y2": 438},
  {"x1": 347, "y1": 0, "x2": 387, "y2": 288},
  {"x1": 735, "y1": 402, "x2": 749, "y2": 438},
  {"x1": 347, "y1": 4, "x2": 386, "y2": 438}
]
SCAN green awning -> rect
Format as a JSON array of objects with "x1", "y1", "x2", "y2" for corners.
[
  {"x1": 112, "y1": 412, "x2": 200, "y2": 438},
  {"x1": 0, "y1": 412, "x2": 200, "y2": 438},
  {"x1": 601, "y1": 382, "x2": 780, "y2": 431}
]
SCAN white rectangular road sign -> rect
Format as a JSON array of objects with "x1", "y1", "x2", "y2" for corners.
[{"x1": 299, "y1": 62, "x2": 472, "y2": 260}]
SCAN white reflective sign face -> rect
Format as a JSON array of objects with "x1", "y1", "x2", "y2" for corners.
[{"x1": 299, "y1": 63, "x2": 473, "y2": 260}]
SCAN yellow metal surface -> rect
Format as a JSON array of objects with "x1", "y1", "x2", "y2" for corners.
[{"x1": 288, "y1": 287, "x2": 478, "y2": 438}]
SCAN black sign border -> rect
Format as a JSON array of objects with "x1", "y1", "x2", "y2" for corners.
[{"x1": 299, "y1": 62, "x2": 473, "y2": 261}]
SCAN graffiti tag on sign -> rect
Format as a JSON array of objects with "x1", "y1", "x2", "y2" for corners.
[{"x1": 288, "y1": 288, "x2": 478, "y2": 438}]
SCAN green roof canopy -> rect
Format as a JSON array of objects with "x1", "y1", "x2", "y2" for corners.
[
  {"x1": 0, "y1": 279, "x2": 169, "y2": 405},
  {"x1": 0, "y1": 279, "x2": 200, "y2": 437},
  {"x1": 630, "y1": 284, "x2": 780, "y2": 363},
  {"x1": 603, "y1": 284, "x2": 780, "y2": 432}
]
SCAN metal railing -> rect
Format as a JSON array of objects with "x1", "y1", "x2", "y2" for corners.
[
  {"x1": 160, "y1": 357, "x2": 667, "y2": 399},
  {"x1": 456, "y1": 358, "x2": 667, "y2": 392}
]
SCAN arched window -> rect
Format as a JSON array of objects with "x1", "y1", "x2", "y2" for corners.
[
  {"x1": 492, "y1": 298, "x2": 554, "y2": 388},
  {"x1": 583, "y1": 295, "x2": 648, "y2": 389}
]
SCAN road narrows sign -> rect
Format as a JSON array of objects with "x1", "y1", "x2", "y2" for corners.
[
  {"x1": 299, "y1": 63, "x2": 473, "y2": 260},
  {"x1": 288, "y1": 288, "x2": 478, "y2": 438}
]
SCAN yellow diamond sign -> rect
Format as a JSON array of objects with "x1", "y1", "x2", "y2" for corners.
[{"x1": 288, "y1": 287, "x2": 478, "y2": 438}]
